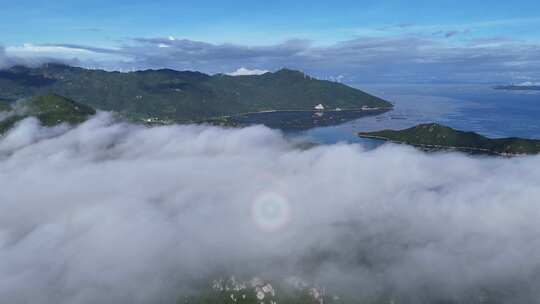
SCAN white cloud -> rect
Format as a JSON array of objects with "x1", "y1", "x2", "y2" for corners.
[
  {"x1": 4, "y1": 35, "x2": 540, "y2": 83},
  {"x1": 228, "y1": 67, "x2": 269, "y2": 76},
  {"x1": 0, "y1": 113, "x2": 540, "y2": 303},
  {"x1": 6, "y1": 43, "x2": 93, "y2": 57},
  {"x1": 1, "y1": 43, "x2": 128, "y2": 68},
  {"x1": 517, "y1": 81, "x2": 540, "y2": 86}
]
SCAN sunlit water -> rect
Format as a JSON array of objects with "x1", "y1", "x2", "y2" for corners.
[{"x1": 290, "y1": 84, "x2": 540, "y2": 144}]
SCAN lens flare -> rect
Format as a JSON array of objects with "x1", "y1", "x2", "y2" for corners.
[{"x1": 251, "y1": 192, "x2": 291, "y2": 232}]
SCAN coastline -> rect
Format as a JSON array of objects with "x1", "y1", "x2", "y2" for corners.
[
  {"x1": 197, "y1": 107, "x2": 393, "y2": 126},
  {"x1": 216, "y1": 106, "x2": 394, "y2": 119},
  {"x1": 357, "y1": 134, "x2": 529, "y2": 156}
]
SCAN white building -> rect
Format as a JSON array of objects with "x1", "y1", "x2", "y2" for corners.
[
  {"x1": 314, "y1": 104, "x2": 325, "y2": 110},
  {"x1": 362, "y1": 105, "x2": 377, "y2": 110}
]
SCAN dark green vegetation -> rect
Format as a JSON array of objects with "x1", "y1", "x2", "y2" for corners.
[
  {"x1": 494, "y1": 85, "x2": 540, "y2": 91},
  {"x1": 0, "y1": 94, "x2": 96, "y2": 135},
  {"x1": 0, "y1": 116, "x2": 22, "y2": 135},
  {"x1": 359, "y1": 123, "x2": 540, "y2": 155},
  {"x1": 0, "y1": 99, "x2": 11, "y2": 112},
  {"x1": 0, "y1": 64, "x2": 392, "y2": 123}
]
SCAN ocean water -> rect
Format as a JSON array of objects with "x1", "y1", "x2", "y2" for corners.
[{"x1": 292, "y1": 84, "x2": 540, "y2": 144}]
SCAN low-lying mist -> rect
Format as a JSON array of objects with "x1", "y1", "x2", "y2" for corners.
[{"x1": 1, "y1": 113, "x2": 539, "y2": 304}]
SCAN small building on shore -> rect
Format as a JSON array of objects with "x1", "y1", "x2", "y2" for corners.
[
  {"x1": 362, "y1": 105, "x2": 379, "y2": 111},
  {"x1": 314, "y1": 104, "x2": 325, "y2": 110}
]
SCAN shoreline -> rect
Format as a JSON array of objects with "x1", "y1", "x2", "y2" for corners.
[
  {"x1": 216, "y1": 107, "x2": 393, "y2": 119},
  {"x1": 199, "y1": 108, "x2": 393, "y2": 130},
  {"x1": 208, "y1": 107, "x2": 394, "y2": 120}
]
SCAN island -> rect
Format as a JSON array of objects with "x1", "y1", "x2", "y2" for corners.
[
  {"x1": 358, "y1": 123, "x2": 540, "y2": 155},
  {"x1": 494, "y1": 84, "x2": 540, "y2": 91},
  {"x1": 0, "y1": 64, "x2": 392, "y2": 123}
]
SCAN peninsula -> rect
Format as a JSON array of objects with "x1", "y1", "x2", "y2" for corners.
[{"x1": 358, "y1": 123, "x2": 540, "y2": 155}]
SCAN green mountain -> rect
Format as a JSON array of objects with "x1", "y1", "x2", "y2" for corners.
[
  {"x1": 0, "y1": 64, "x2": 392, "y2": 123},
  {"x1": 358, "y1": 123, "x2": 540, "y2": 155},
  {"x1": 0, "y1": 94, "x2": 96, "y2": 134}
]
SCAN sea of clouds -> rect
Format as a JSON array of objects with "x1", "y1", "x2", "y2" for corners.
[{"x1": 0, "y1": 113, "x2": 539, "y2": 304}]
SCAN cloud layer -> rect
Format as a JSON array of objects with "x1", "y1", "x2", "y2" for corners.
[
  {"x1": 1, "y1": 113, "x2": 540, "y2": 303},
  {"x1": 3, "y1": 34, "x2": 540, "y2": 83},
  {"x1": 0, "y1": 46, "x2": 23, "y2": 69},
  {"x1": 227, "y1": 67, "x2": 269, "y2": 76}
]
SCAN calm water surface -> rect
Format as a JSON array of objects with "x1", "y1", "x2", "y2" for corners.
[{"x1": 291, "y1": 84, "x2": 540, "y2": 144}]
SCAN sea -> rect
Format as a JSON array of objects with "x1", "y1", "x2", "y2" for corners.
[{"x1": 281, "y1": 84, "x2": 540, "y2": 145}]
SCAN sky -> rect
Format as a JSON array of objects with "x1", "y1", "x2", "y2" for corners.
[{"x1": 1, "y1": 0, "x2": 540, "y2": 83}]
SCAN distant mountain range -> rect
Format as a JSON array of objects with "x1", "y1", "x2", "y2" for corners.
[
  {"x1": 0, "y1": 64, "x2": 392, "y2": 123},
  {"x1": 359, "y1": 123, "x2": 540, "y2": 155},
  {"x1": 494, "y1": 84, "x2": 540, "y2": 91}
]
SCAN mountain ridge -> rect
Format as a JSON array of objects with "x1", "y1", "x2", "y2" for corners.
[{"x1": 0, "y1": 63, "x2": 392, "y2": 123}]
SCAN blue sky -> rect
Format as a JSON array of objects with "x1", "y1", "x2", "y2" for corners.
[
  {"x1": 1, "y1": 0, "x2": 540, "y2": 83},
  {"x1": 3, "y1": 0, "x2": 540, "y2": 45}
]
